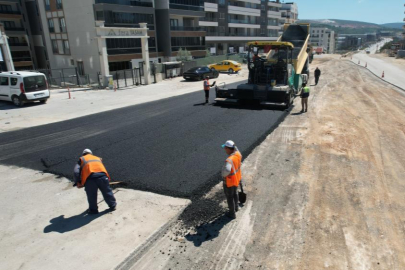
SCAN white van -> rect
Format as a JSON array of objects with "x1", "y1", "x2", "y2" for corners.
[{"x1": 0, "y1": 71, "x2": 50, "y2": 107}]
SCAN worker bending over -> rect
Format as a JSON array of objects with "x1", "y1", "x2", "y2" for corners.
[
  {"x1": 73, "y1": 149, "x2": 117, "y2": 214},
  {"x1": 203, "y1": 76, "x2": 215, "y2": 104},
  {"x1": 221, "y1": 140, "x2": 242, "y2": 219},
  {"x1": 299, "y1": 83, "x2": 310, "y2": 113}
]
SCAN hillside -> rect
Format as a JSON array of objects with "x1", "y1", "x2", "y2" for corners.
[
  {"x1": 298, "y1": 19, "x2": 401, "y2": 35},
  {"x1": 381, "y1": 23, "x2": 404, "y2": 29}
]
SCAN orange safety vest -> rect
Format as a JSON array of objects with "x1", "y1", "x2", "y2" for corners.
[
  {"x1": 204, "y1": 79, "x2": 210, "y2": 91},
  {"x1": 225, "y1": 151, "x2": 242, "y2": 187},
  {"x1": 80, "y1": 154, "x2": 110, "y2": 186}
]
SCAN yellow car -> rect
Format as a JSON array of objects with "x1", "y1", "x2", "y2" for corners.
[{"x1": 209, "y1": 60, "x2": 242, "y2": 73}]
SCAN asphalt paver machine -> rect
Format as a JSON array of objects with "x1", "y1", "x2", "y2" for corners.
[{"x1": 215, "y1": 23, "x2": 312, "y2": 109}]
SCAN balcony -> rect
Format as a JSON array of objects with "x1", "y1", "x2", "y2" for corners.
[
  {"x1": 170, "y1": 26, "x2": 204, "y2": 31},
  {"x1": 199, "y1": 18, "x2": 218, "y2": 27},
  {"x1": 0, "y1": 10, "x2": 21, "y2": 15},
  {"x1": 107, "y1": 47, "x2": 157, "y2": 55},
  {"x1": 229, "y1": 18, "x2": 259, "y2": 24},
  {"x1": 268, "y1": 1, "x2": 282, "y2": 8},
  {"x1": 267, "y1": 10, "x2": 281, "y2": 18},
  {"x1": 5, "y1": 27, "x2": 25, "y2": 32},
  {"x1": 204, "y1": 2, "x2": 218, "y2": 12},
  {"x1": 9, "y1": 43, "x2": 29, "y2": 46},
  {"x1": 228, "y1": 5, "x2": 260, "y2": 17},
  {"x1": 95, "y1": 0, "x2": 153, "y2": 8},
  {"x1": 12, "y1": 57, "x2": 32, "y2": 61},
  {"x1": 169, "y1": 3, "x2": 204, "y2": 11},
  {"x1": 105, "y1": 23, "x2": 155, "y2": 30}
]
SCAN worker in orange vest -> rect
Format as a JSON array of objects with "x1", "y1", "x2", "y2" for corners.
[
  {"x1": 73, "y1": 149, "x2": 117, "y2": 214},
  {"x1": 203, "y1": 76, "x2": 215, "y2": 104},
  {"x1": 221, "y1": 140, "x2": 242, "y2": 219}
]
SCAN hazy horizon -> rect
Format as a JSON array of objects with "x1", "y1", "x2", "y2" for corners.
[{"x1": 289, "y1": 0, "x2": 403, "y2": 25}]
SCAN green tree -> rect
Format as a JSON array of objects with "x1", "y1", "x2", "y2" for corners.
[{"x1": 176, "y1": 48, "x2": 192, "y2": 61}]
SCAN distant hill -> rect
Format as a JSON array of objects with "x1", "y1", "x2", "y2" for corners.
[
  {"x1": 380, "y1": 23, "x2": 404, "y2": 29},
  {"x1": 298, "y1": 19, "x2": 401, "y2": 35}
]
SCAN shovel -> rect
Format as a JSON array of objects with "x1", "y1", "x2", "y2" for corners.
[{"x1": 238, "y1": 181, "x2": 246, "y2": 204}]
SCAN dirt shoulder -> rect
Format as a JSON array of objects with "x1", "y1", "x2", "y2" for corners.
[{"x1": 124, "y1": 56, "x2": 405, "y2": 269}]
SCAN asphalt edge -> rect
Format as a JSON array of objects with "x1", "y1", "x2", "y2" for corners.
[
  {"x1": 114, "y1": 105, "x2": 293, "y2": 270},
  {"x1": 114, "y1": 202, "x2": 191, "y2": 270}
]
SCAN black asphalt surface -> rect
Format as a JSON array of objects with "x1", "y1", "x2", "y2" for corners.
[{"x1": 0, "y1": 82, "x2": 288, "y2": 198}]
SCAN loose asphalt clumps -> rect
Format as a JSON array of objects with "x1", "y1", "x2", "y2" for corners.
[{"x1": 0, "y1": 84, "x2": 288, "y2": 226}]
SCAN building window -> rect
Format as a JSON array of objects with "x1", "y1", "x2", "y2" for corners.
[
  {"x1": 56, "y1": 0, "x2": 63, "y2": 10},
  {"x1": 52, "y1": 40, "x2": 58, "y2": 53},
  {"x1": 63, "y1": 40, "x2": 70, "y2": 54},
  {"x1": 219, "y1": 13, "x2": 225, "y2": 19},
  {"x1": 45, "y1": 0, "x2": 50, "y2": 11},
  {"x1": 0, "y1": 5, "x2": 12, "y2": 13},
  {"x1": 96, "y1": 11, "x2": 104, "y2": 21},
  {"x1": 170, "y1": 19, "x2": 178, "y2": 27},
  {"x1": 112, "y1": 12, "x2": 154, "y2": 26},
  {"x1": 3, "y1": 21, "x2": 16, "y2": 30},
  {"x1": 48, "y1": 19, "x2": 54, "y2": 33},
  {"x1": 59, "y1": 18, "x2": 66, "y2": 32},
  {"x1": 218, "y1": 0, "x2": 225, "y2": 6}
]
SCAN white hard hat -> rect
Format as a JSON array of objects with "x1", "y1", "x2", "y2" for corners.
[
  {"x1": 82, "y1": 149, "x2": 92, "y2": 155},
  {"x1": 222, "y1": 140, "x2": 235, "y2": 148}
]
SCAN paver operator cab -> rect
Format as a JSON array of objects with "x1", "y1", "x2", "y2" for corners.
[{"x1": 215, "y1": 23, "x2": 312, "y2": 109}]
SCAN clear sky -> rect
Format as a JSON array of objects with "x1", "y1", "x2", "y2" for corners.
[{"x1": 287, "y1": 0, "x2": 404, "y2": 24}]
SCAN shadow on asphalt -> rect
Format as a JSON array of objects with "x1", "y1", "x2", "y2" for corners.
[
  {"x1": 193, "y1": 102, "x2": 209, "y2": 106},
  {"x1": 213, "y1": 102, "x2": 292, "y2": 112},
  {"x1": 185, "y1": 214, "x2": 234, "y2": 247},
  {"x1": 0, "y1": 101, "x2": 44, "y2": 110},
  {"x1": 43, "y1": 209, "x2": 110, "y2": 234}
]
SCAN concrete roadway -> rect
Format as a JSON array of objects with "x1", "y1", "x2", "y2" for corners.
[
  {"x1": 352, "y1": 38, "x2": 405, "y2": 89},
  {"x1": 0, "y1": 81, "x2": 288, "y2": 199}
]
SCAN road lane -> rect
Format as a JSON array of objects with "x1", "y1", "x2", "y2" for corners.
[{"x1": 0, "y1": 81, "x2": 289, "y2": 198}]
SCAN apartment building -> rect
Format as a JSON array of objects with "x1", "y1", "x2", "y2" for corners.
[
  {"x1": 310, "y1": 27, "x2": 335, "y2": 54},
  {"x1": 0, "y1": 0, "x2": 36, "y2": 70},
  {"x1": 29, "y1": 0, "x2": 289, "y2": 80},
  {"x1": 202, "y1": 0, "x2": 283, "y2": 55},
  {"x1": 279, "y1": 2, "x2": 298, "y2": 25}
]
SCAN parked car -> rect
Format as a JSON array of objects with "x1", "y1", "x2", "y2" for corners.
[
  {"x1": 183, "y1": 66, "x2": 219, "y2": 81},
  {"x1": 208, "y1": 60, "x2": 242, "y2": 73},
  {"x1": 0, "y1": 71, "x2": 50, "y2": 107}
]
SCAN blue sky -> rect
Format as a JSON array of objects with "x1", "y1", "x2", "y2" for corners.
[{"x1": 289, "y1": 0, "x2": 404, "y2": 24}]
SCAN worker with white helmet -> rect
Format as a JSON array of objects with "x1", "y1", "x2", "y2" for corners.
[
  {"x1": 221, "y1": 140, "x2": 242, "y2": 219},
  {"x1": 73, "y1": 149, "x2": 117, "y2": 214}
]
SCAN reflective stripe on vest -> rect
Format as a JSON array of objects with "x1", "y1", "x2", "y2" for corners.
[
  {"x1": 204, "y1": 80, "x2": 210, "y2": 91},
  {"x1": 80, "y1": 154, "x2": 110, "y2": 186},
  {"x1": 303, "y1": 87, "x2": 310, "y2": 93},
  {"x1": 225, "y1": 151, "x2": 242, "y2": 187}
]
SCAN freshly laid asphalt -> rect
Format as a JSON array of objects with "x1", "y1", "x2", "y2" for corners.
[{"x1": 0, "y1": 81, "x2": 289, "y2": 198}]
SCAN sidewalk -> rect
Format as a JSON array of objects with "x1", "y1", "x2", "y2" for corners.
[
  {"x1": 0, "y1": 165, "x2": 190, "y2": 270},
  {"x1": 0, "y1": 70, "x2": 248, "y2": 133}
]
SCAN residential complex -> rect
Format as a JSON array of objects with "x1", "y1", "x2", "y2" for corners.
[
  {"x1": 0, "y1": 0, "x2": 299, "y2": 77},
  {"x1": 0, "y1": 0, "x2": 37, "y2": 70},
  {"x1": 279, "y1": 2, "x2": 298, "y2": 25},
  {"x1": 310, "y1": 27, "x2": 335, "y2": 54},
  {"x1": 336, "y1": 33, "x2": 377, "y2": 51},
  {"x1": 203, "y1": 0, "x2": 283, "y2": 55}
]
